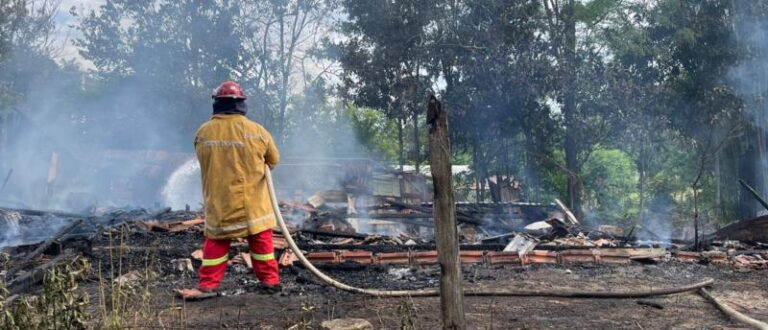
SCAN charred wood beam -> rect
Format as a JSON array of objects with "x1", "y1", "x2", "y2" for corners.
[
  {"x1": 386, "y1": 199, "x2": 483, "y2": 225},
  {"x1": 711, "y1": 215, "x2": 768, "y2": 242},
  {"x1": 555, "y1": 198, "x2": 580, "y2": 225},
  {"x1": 297, "y1": 229, "x2": 370, "y2": 239},
  {"x1": 480, "y1": 232, "x2": 517, "y2": 242},
  {"x1": 19, "y1": 219, "x2": 83, "y2": 264},
  {"x1": 738, "y1": 179, "x2": 768, "y2": 212},
  {"x1": 7, "y1": 253, "x2": 75, "y2": 295},
  {"x1": 296, "y1": 243, "x2": 506, "y2": 252},
  {"x1": 5, "y1": 220, "x2": 87, "y2": 277},
  {"x1": 0, "y1": 207, "x2": 92, "y2": 219},
  {"x1": 342, "y1": 213, "x2": 434, "y2": 227},
  {"x1": 622, "y1": 226, "x2": 636, "y2": 245},
  {"x1": 385, "y1": 199, "x2": 432, "y2": 214},
  {"x1": 107, "y1": 207, "x2": 172, "y2": 227}
]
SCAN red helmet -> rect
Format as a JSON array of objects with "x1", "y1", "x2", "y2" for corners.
[{"x1": 212, "y1": 81, "x2": 247, "y2": 99}]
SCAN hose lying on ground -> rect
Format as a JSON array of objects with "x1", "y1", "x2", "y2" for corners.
[
  {"x1": 699, "y1": 288, "x2": 768, "y2": 330},
  {"x1": 265, "y1": 167, "x2": 713, "y2": 298}
]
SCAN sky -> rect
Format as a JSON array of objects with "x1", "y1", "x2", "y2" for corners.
[{"x1": 51, "y1": 0, "x2": 103, "y2": 68}]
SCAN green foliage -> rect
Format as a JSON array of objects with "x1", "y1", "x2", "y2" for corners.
[
  {"x1": 574, "y1": 0, "x2": 620, "y2": 26},
  {"x1": 95, "y1": 230, "x2": 159, "y2": 329},
  {"x1": 398, "y1": 298, "x2": 417, "y2": 330},
  {"x1": 581, "y1": 149, "x2": 639, "y2": 222},
  {"x1": 540, "y1": 149, "x2": 569, "y2": 203},
  {"x1": 1, "y1": 257, "x2": 91, "y2": 330},
  {"x1": 345, "y1": 105, "x2": 400, "y2": 162},
  {"x1": 0, "y1": 0, "x2": 25, "y2": 63},
  {"x1": 73, "y1": 0, "x2": 245, "y2": 149}
]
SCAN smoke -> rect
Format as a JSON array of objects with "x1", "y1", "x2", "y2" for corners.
[
  {"x1": 636, "y1": 197, "x2": 676, "y2": 242},
  {"x1": 0, "y1": 60, "x2": 198, "y2": 212},
  {"x1": 638, "y1": 212, "x2": 672, "y2": 243},
  {"x1": 728, "y1": 5, "x2": 768, "y2": 195},
  {"x1": 0, "y1": 211, "x2": 21, "y2": 248},
  {"x1": 0, "y1": 211, "x2": 75, "y2": 248}
]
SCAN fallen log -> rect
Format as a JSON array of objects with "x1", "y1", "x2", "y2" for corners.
[{"x1": 699, "y1": 288, "x2": 768, "y2": 330}]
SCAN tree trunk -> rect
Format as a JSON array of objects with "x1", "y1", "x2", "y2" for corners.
[
  {"x1": 0, "y1": 115, "x2": 6, "y2": 169},
  {"x1": 277, "y1": 11, "x2": 287, "y2": 145},
  {"x1": 757, "y1": 120, "x2": 767, "y2": 204},
  {"x1": 427, "y1": 94, "x2": 466, "y2": 330},
  {"x1": 413, "y1": 108, "x2": 420, "y2": 174},
  {"x1": 473, "y1": 142, "x2": 481, "y2": 203},
  {"x1": 694, "y1": 187, "x2": 700, "y2": 250},
  {"x1": 638, "y1": 157, "x2": 646, "y2": 224},
  {"x1": 563, "y1": 0, "x2": 581, "y2": 218},
  {"x1": 715, "y1": 150, "x2": 723, "y2": 220},
  {"x1": 739, "y1": 134, "x2": 759, "y2": 219},
  {"x1": 692, "y1": 155, "x2": 706, "y2": 251},
  {"x1": 398, "y1": 117, "x2": 405, "y2": 171}
]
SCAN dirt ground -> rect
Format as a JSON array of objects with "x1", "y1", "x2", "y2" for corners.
[{"x1": 77, "y1": 231, "x2": 768, "y2": 329}]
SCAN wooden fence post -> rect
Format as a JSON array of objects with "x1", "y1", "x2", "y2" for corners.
[{"x1": 427, "y1": 94, "x2": 466, "y2": 330}]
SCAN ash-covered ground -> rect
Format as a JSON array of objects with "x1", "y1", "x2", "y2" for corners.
[{"x1": 76, "y1": 229, "x2": 768, "y2": 329}]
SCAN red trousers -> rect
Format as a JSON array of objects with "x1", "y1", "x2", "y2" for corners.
[{"x1": 199, "y1": 229, "x2": 279, "y2": 290}]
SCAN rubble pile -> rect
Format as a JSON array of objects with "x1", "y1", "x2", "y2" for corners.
[{"x1": 2, "y1": 194, "x2": 768, "y2": 300}]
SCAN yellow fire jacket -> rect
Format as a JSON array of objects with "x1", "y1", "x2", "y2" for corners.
[{"x1": 194, "y1": 114, "x2": 280, "y2": 239}]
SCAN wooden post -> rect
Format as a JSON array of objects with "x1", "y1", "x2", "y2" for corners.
[{"x1": 427, "y1": 94, "x2": 466, "y2": 330}]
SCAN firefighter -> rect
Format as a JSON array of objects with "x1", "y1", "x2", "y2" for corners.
[{"x1": 176, "y1": 81, "x2": 281, "y2": 300}]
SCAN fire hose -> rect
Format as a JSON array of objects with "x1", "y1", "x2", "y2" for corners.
[
  {"x1": 267, "y1": 167, "x2": 768, "y2": 328},
  {"x1": 265, "y1": 167, "x2": 715, "y2": 299}
]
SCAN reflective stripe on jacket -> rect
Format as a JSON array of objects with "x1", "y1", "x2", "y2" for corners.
[{"x1": 195, "y1": 114, "x2": 280, "y2": 239}]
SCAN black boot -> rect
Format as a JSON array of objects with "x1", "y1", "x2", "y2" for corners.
[{"x1": 256, "y1": 283, "x2": 282, "y2": 294}]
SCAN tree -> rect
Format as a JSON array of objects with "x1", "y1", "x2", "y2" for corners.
[
  {"x1": 581, "y1": 148, "x2": 638, "y2": 222},
  {"x1": 75, "y1": 0, "x2": 245, "y2": 149},
  {"x1": 335, "y1": 0, "x2": 435, "y2": 170},
  {"x1": 238, "y1": 0, "x2": 335, "y2": 143},
  {"x1": 647, "y1": 0, "x2": 744, "y2": 245},
  {"x1": 729, "y1": 1, "x2": 768, "y2": 219},
  {"x1": 430, "y1": 0, "x2": 554, "y2": 203},
  {"x1": 0, "y1": 0, "x2": 25, "y2": 63},
  {"x1": 0, "y1": 0, "x2": 62, "y2": 163},
  {"x1": 75, "y1": 0, "x2": 335, "y2": 149},
  {"x1": 540, "y1": 0, "x2": 630, "y2": 216}
]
